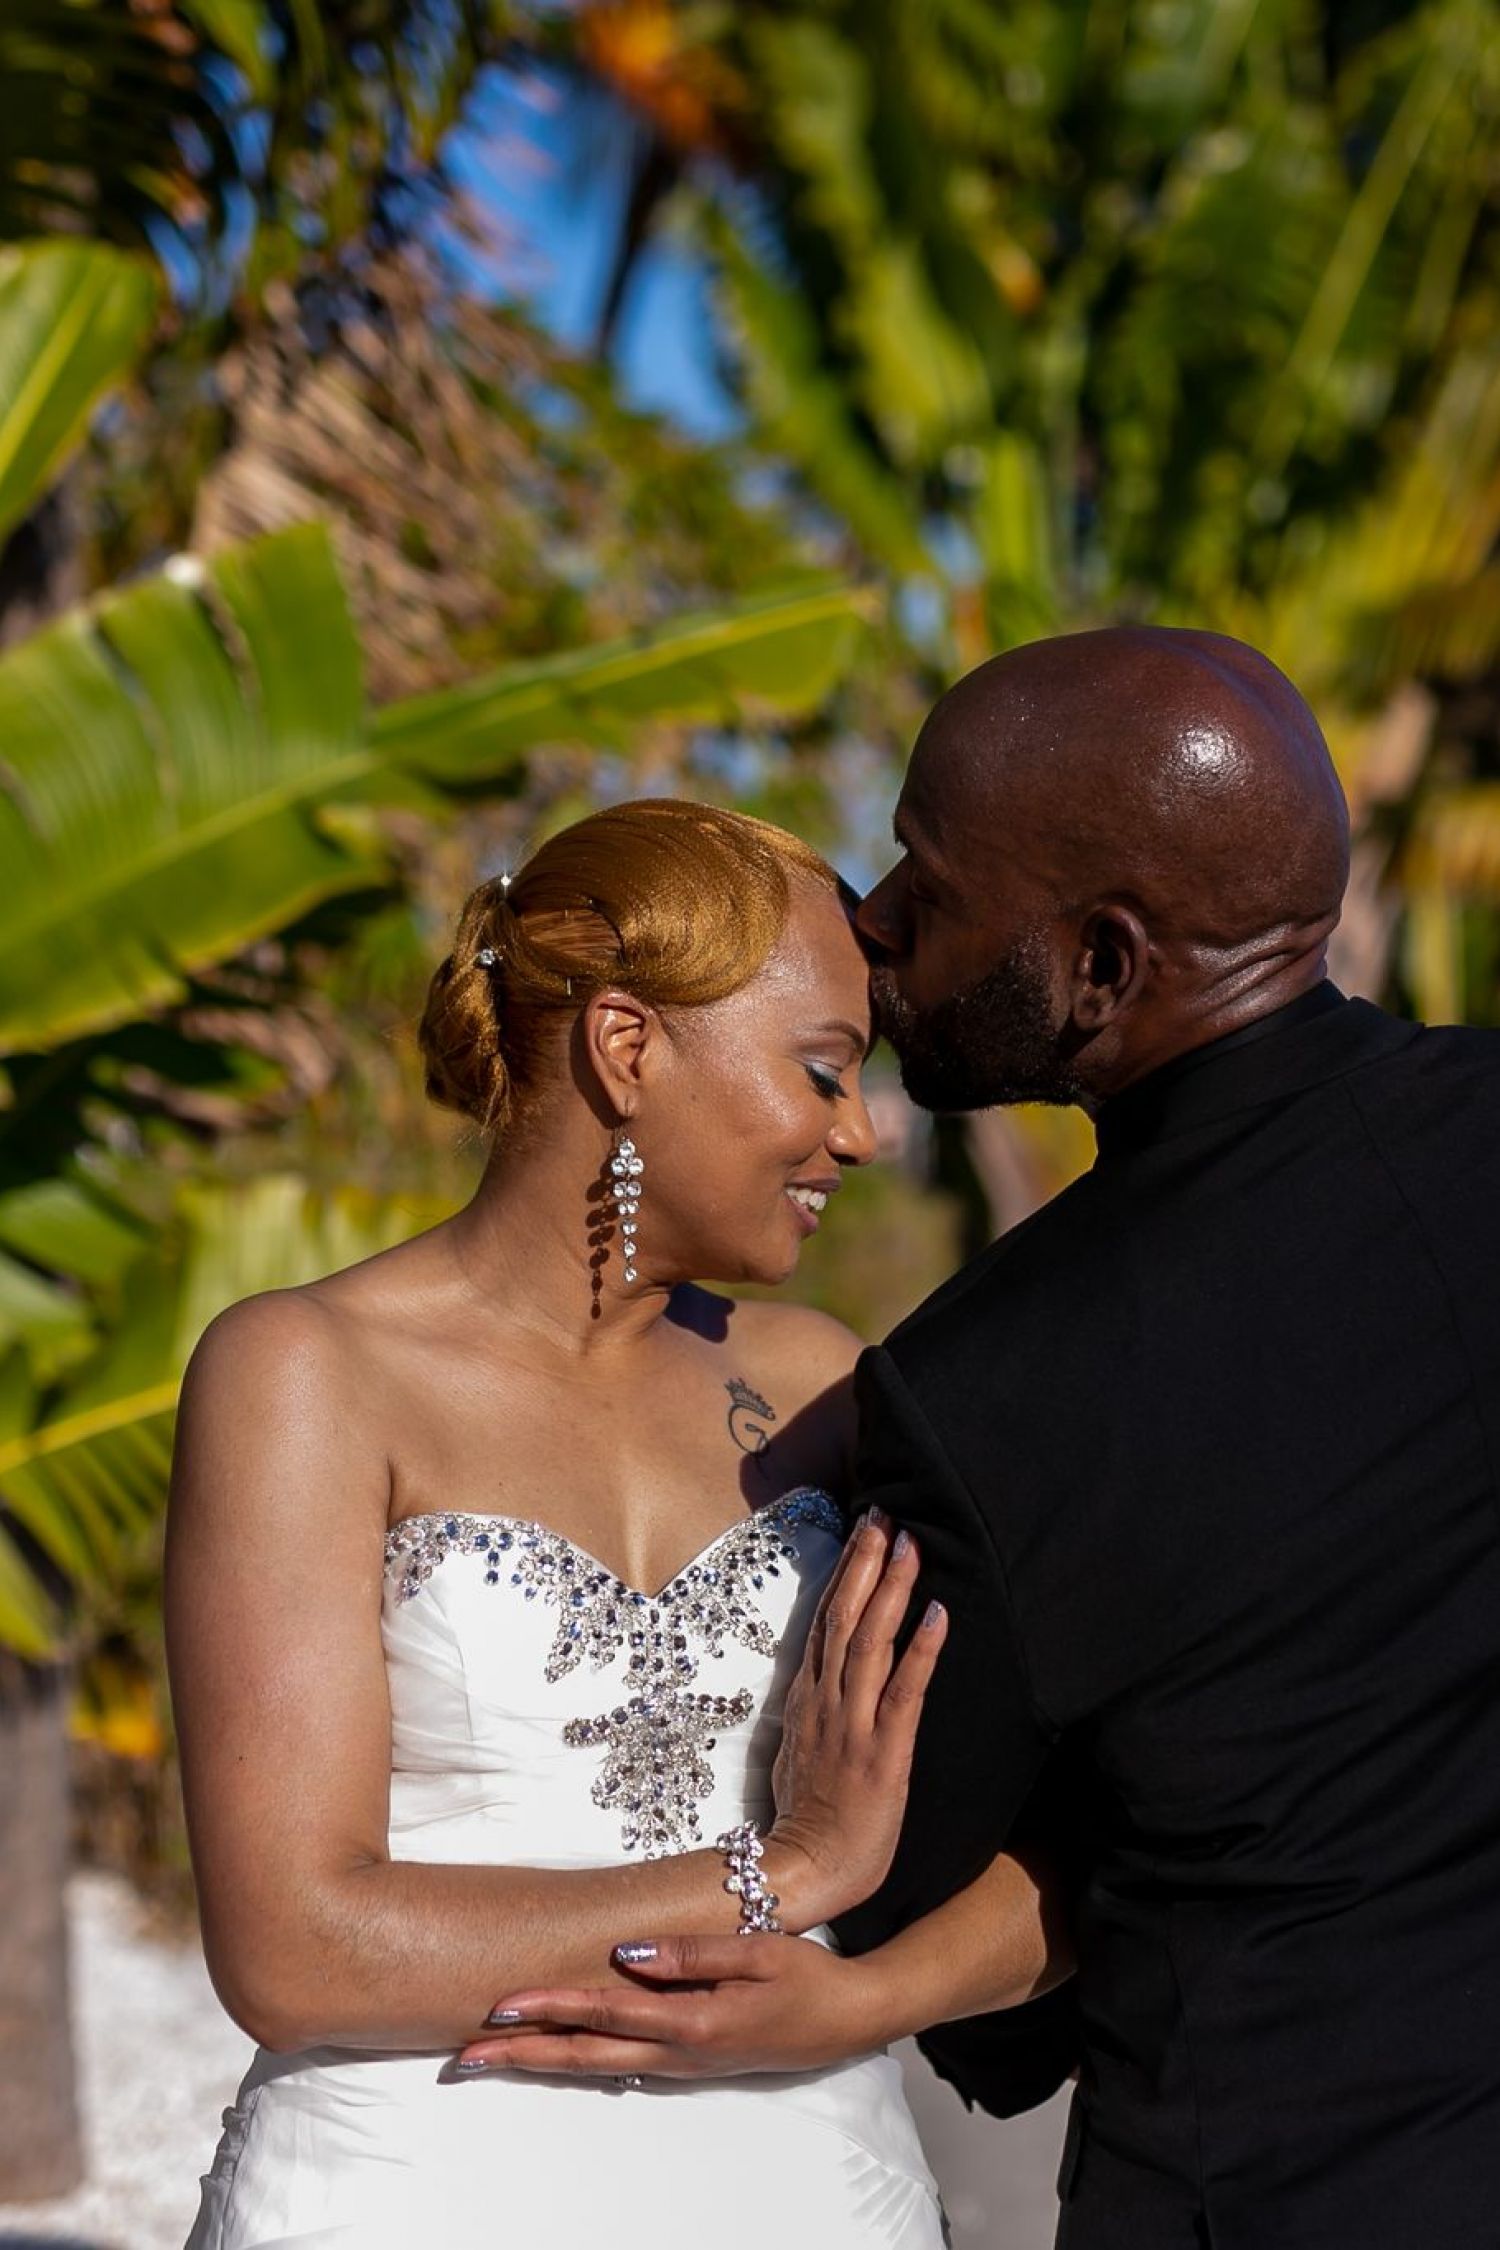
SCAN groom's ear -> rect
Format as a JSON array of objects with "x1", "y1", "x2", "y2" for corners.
[{"x1": 1071, "y1": 905, "x2": 1149, "y2": 1029}]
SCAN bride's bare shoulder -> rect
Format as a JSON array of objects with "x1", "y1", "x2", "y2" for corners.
[
  {"x1": 180, "y1": 1280, "x2": 359, "y2": 1412},
  {"x1": 180, "y1": 1227, "x2": 437, "y2": 1414},
  {"x1": 171, "y1": 1259, "x2": 411, "y2": 1538},
  {"x1": 719, "y1": 1300, "x2": 862, "y2": 1495},
  {"x1": 736, "y1": 1298, "x2": 862, "y2": 1399},
  {"x1": 673, "y1": 1287, "x2": 862, "y2": 1428}
]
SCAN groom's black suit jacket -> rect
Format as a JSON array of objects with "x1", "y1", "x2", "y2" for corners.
[{"x1": 836, "y1": 988, "x2": 1500, "y2": 2250}]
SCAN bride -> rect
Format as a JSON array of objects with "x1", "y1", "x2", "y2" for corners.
[{"x1": 168, "y1": 799, "x2": 1059, "y2": 2250}]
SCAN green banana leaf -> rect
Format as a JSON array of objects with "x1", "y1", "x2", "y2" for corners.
[
  {"x1": 0, "y1": 1179, "x2": 155, "y2": 1386},
  {"x1": 0, "y1": 239, "x2": 159, "y2": 543},
  {"x1": 0, "y1": 1177, "x2": 151, "y2": 1290},
  {"x1": 371, "y1": 579, "x2": 877, "y2": 777},
  {"x1": 0, "y1": 1176, "x2": 448, "y2": 1654},
  {"x1": 0, "y1": 521, "x2": 873, "y2": 1056},
  {"x1": 0, "y1": 1252, "x2": 91, "y2": 1379},
  {"x1": 0, "y1": 525, "x2": 372, "y2": 1055}
]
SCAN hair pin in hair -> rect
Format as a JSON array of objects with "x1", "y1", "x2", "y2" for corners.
[
  {"x1": 476, "y1": 947, "x2": 498, "y2": 968},
  {"x1": 500, "y1": 871, "x2": 513, "y2": 895}
]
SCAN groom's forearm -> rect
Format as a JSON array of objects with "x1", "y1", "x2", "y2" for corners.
[
  {"x1": 440, "y1": 1850, "x2": 1071, "y2": 2081},
  {"x1": 847, "y1": 1849, "x2": 1071, "y2": 2049},
  {"x1": 444, "y1": 1850, "x2": 1070, "y2": 2084}
]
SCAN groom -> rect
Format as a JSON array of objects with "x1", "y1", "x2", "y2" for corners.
[{"x1": 474, "y1": 628, "x2": 1500, "y2": 2248}]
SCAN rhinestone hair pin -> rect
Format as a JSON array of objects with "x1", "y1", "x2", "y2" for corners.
[{"x1": 475, "y1": 873, "x2": 515, "y2": 967}]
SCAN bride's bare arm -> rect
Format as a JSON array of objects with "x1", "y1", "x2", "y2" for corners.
[{"x1": 166, "y1": 1294, "x2": 939, "y2": 2055}]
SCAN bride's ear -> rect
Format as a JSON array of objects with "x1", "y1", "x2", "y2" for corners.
[{"x1": 577, "y1": 988, "x2": 658, "y2": 1116}]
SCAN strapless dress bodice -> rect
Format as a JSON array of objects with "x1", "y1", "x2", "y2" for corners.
[
  {"x1": 186, "y1": 1489, "x2": 945, "y2": 2250},
  {"x1": 380, "y1": 1487, "x2": 843, "y2": 1867}
]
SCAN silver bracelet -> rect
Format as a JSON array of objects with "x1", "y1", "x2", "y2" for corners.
[{"x1": 716, "y1": 1822, "x2": 784, "y2": 1935}]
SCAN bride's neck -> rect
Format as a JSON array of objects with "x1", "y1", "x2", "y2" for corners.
[{"x1": 442, "y1": 1135, "x2": 673, "y2": 1359}]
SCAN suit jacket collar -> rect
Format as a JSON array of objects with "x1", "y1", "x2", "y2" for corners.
[{"x1": 1092, "y1": 985, "x2": 1417, "y2": 1159}]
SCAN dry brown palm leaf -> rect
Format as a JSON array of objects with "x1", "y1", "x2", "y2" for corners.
[{"x1": 194, "y1": 258, "x2": 581, "y2": 700}]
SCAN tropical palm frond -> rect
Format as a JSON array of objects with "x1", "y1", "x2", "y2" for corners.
[
  {"x1": 371, "y1": 579, "x2": 876, "y2": 780},
  {"x1": 0, "y1": 0, "x2": 513, "y2": 301},
  {"x1": 1220, "y1": 344, "x2": 1500, "y2": 726},
  {"x1": 0, "y1": 518, "x2": 873, "y2": 1056},
  {"x1": 0, "y1": 241, "x2": 160, "y2": 545},
  {"x1": 0, "y1": 523, "x2": 372, "y2": 1055},
  {"x1": 0, "y1": 1175, "x2": 449, "y2": 1653},
  {"x1": 972, "y1": 430, "x2": 1057, "y2": 646},
  {"x1": 707, "y1": 215, "x2": 930, "y2": 576},
  {"x1": 0, "y1": 1257, "x2": 92, "y2": 1383},
  {"x1": 0, "y1": 1179, "x2": 152, "y2": 1386},
  {"x1": 572, "y1": 0, "x2": 1496, "y2": 679},
  {"x1": 190, "y1": 252, "x2": 853, "y2": 704},
  {"x1": 1404, "y1": 784, "x2": 1500, "y2": 904},
  {"x1": 0, "y1": 0, "x2": 256, "y2": 256}
]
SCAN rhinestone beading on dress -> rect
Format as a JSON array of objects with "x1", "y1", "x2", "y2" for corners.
[{"x1": 383, "y1": 1489, "x2": 842, "y2": 1857}]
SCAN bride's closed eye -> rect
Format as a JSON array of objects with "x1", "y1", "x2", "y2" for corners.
[{"x1": 804, "y1": 1064, "x2": 846, "y2": 1101}]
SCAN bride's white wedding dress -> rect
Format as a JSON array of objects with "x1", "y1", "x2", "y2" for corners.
[{"x1": 187, "y1": 1488, "x2": 946, "y2": 2248}]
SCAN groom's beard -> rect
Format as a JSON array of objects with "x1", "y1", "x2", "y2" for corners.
[{"x1": 873, "y1": 930, "x2": 1085, "y2": 1112}]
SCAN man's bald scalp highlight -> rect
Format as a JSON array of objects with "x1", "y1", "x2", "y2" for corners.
[{"x1": 916, "y1": 626, "x2": 1350, "y2": 956}]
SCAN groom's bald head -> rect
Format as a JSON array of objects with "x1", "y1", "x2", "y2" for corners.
[
  {"x1": 860, "y1": 626, "x2": 1350, "y2": 1110},
  {"x1": 921, "y1": 626, "x2": 1348, "y2": 945}
]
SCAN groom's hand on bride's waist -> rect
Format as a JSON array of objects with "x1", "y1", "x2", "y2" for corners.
[{"x1": 451, "y1": 1933, "x2": 898, "y2": 2080}]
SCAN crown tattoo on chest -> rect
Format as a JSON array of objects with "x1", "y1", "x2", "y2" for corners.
[{"x1": 725, "y1": 1377, "x2": 777, "y2": 1457}]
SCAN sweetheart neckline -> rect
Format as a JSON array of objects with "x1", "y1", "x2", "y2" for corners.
[{"x1": 383, "y1": 1486, "x2": 842, "y2": 1608}]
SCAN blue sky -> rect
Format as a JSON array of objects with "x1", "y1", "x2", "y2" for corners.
[{"x1": 444, "y1": 58, "x2": 739, "y2": 440}]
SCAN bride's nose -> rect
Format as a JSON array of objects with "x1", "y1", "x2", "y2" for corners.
[{"x1": 829, "y1": 1088, "x2": 878, "y2": 1169}]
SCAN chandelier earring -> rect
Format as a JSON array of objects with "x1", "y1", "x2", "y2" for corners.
[{"x1": 609, "y1": 1127, "x2": 645, "y2": 1286}]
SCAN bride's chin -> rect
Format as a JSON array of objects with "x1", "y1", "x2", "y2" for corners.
[
  {"x1": 749, "y1": 1244, "x2": 802, "y2": 1288},
  {"x1": 702, "y1": 1244, "x2": 800, "y2": 1290}
]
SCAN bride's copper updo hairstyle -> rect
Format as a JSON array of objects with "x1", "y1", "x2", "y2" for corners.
[{"x1": 419, "y1": 799, "x2": 841, "y2": 1137}]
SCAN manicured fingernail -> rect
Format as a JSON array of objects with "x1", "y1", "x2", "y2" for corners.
[
  {"x1": 485, "y1": 2007, "x2": 524, "y2": 2027},
  {"x1": 452, "y1": 2057, "x2": 489, "y2": 2073},
  {"x1": 892, "y1": 1528, "x2": 911, "y2": 1561},
  {"x1": 868, "y1": 1506, "x2": 891, "y2": 1531},
  {"x1": 614, "y1": 1942, "x2": 658, "y2": 1965},
  {"x1": 923, "y1": 1599, "x2": 945, "y2": 1628}
]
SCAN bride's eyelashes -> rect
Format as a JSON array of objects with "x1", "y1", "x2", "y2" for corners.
[{"x1": 803, "y1": 1063, "x2": 845, "y2": 1101}]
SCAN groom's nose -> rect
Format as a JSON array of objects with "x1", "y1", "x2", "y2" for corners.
[{"x1": 855, "y1": 867, "x2": 907, "y2": 957}]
